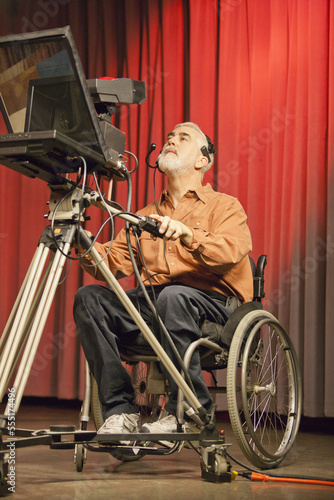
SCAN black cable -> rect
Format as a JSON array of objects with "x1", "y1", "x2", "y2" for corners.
[
  {"x1": 49, "y1": 167, "x2": 121, "y2": 267},
  {"x1": 123, "y1": 223, "x2": 198, "y2": 400},
  {"x1": 75, "y1": 169, "x2": 132, "y2": 268},
  {"x1": 49, "y1": 170, "x2": 82, "y2": 259},
  {"x1": 75, "y1": 170, "x2": 133, "y2": 267},
  {"x1": 119, "y1": 165, "x2": 201, "y2": 406},
  {"x1": 57, "y1": 258, "x2": 71, "y2": 285},
  {"x1": 50, "y1": 160, "x2": 203, "y2": 418},
  {"x1": 151, "y1": 156, "x2": 171, "y2": 277},
  {"x1": 79, "y1": 156, "x2": 87, "y2": 195},
  {"x1": 226, "y1": 450, "x2": 260, "y2": 474},
  {"x1": 130, "y1": 231, "x2": 202, "y2": 427},
  {"x1": 133, "y1": 232, "x2": 159, "y2": 307},
  {"x1": 125, "y1": 150, "x2": 139, "y2": 174},
  {"x1": 153, "y1": 167, "x2": 162, "y2": 216},
  {"x1": 50, "y1": 184, "x2": 114, "y2": 265},
  {"x1": 76, "y1": 215, "x2": 115, "y2": 267},
  {"x1": 124, "y1": 169, "x2": 132, "y2": 212}
]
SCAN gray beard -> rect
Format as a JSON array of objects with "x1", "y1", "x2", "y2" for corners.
[{"x1": 159, "y1": 153, "x2": 192, "y2": 175}]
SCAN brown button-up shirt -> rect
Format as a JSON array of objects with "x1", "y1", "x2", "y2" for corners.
[{"x1": 81, "y1": 184, "x2": 253, "y2": 303}]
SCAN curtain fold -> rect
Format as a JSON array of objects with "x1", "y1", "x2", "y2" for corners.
[{"x1": 0, "y1": 0, "x2": 332, "y2": 417}]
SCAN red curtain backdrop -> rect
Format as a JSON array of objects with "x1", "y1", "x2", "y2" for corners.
[{"x1": 0, "y1": 0, "x2": 333, "y2": 417}]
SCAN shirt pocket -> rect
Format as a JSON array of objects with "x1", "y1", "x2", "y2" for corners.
[
  {"x1": 137, "y1": 235, "x2": 168, "y2": 273},
  {"x1": 184, "y1": 215, "x2": 211, "y2": 232}
]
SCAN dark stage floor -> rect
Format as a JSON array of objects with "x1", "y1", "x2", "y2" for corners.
[{"x1": 1, "y1": 399, "x2": 333, "y2": 500}]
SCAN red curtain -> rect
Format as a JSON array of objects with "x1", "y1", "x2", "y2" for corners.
[{"x1": 0, "y1": 0, "x2": 333, "y2": 417}]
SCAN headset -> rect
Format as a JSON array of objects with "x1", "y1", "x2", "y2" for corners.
[
  {"x1": 145, "y1": 143, "x2": 161, "y2": 171},
  {"x1": 145, "y1": 134, "x2": 216, "y2": 169},
  {"x1": 200, "y1": 134, "x2": 216, "y2": 164}
]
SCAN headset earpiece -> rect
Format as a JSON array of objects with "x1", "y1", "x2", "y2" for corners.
[{"x1": 201, "y1": 135, "x2": 216, "y2": 164}]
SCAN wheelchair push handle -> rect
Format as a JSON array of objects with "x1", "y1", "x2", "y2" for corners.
[
  {"x1": 253, "y1": 255, "x2": 267, "y2": 301},
  {"x1": 255, "y1": 255, "x2": 267, "y2": 278}
]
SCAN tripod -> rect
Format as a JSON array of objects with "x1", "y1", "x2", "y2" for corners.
[
  {"x1": 0, "y1": 183, "x2": 204, "y2": 416},
  {"x1": 0, "y1": 183, "x2": 233, "y2": 493}
]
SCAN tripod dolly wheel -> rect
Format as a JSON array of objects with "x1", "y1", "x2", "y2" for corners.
[{"x1": 74, "y1": 444, "x2": 87, "y2": 472}]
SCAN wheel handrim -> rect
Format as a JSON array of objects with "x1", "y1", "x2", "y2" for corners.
[{"x1": 240, "y1": 318, "x2": 300, "y2": 460}]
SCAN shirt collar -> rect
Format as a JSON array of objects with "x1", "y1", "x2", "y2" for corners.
[{"x1": 160, "y1": 183, "x2": 214, "y2": 205}]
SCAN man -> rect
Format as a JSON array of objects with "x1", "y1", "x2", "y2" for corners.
[{"x1": 73, "y1": 122, "x2": 253, "y2": 439}]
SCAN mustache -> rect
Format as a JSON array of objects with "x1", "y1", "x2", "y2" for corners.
[{"x1": 161, "y1": 146, "x2": 178, "y2": 156}]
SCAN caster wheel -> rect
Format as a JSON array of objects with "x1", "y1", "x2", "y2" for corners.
[{"x1": 74, "y1": 444, "x2": 86, "y2": 472}]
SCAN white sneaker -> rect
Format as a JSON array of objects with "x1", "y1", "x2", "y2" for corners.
[
  {"x1": 140, "y1": 414, "x2": 200, "y2": 448},
  {"x1": 98, "y1": 413, "x2": 140, "y2": 444}
]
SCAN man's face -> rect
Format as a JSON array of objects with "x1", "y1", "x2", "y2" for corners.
[{"x1": 158, "y1": 126, "x2": 203, "y2": 176}]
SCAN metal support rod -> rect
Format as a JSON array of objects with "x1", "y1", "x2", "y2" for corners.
[
  {"x1": 0, "y1": 186, "x2": 205, "y2": 421},
  {"x1": 80, "y1": 230, "x2": 204, "y2": 416},
  {"x1": 80, "y1": 361, "x2": 92, "y2": 424},
  {"x1": 176, "y1": 338, "x2": 224, "y2": 424}
]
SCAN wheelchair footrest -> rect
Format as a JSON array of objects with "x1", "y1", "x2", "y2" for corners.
[{"x1": 96, "y1": 432, "x2": 200, "y2": 443}]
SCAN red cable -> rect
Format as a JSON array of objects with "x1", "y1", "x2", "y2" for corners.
[{"x1": 251, "y1": 472, "x2": 334, "y2": 486}]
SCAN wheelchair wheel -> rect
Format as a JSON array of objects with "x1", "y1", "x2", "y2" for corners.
[
  {"x1": 130, "y1": 362, "x2": 162, "y2": 423},
  {"x1": 226, "y1": 309, "x2": 302, "y2": 469},
  {"x1": 91, "y1": 375, "x2": 104, "y2": 431}
]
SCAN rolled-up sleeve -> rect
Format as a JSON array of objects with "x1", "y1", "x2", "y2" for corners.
[{"x1": 78, "y1": 229, "x2": 137, "y2": 281}]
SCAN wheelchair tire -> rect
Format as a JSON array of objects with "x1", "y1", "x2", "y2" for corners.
[
  {"x1": 226, "y1": 309, "x2": 302, "y2": 469},
  {"x1": 91, "y1": 375, "x2": 104, "y2": 431}
]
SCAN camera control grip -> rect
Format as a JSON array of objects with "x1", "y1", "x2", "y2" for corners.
[{"x1": 136, "y1": 215, "x2": 166, "y2": 238}]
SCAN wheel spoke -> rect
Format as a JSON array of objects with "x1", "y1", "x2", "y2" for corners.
[{"x1": 227, "y1": 310, "x2": 302, "y2": 468}]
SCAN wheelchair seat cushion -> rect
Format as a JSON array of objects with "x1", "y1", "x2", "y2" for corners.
[{"x1": 200, "y1": 301, "x2": 263, "y2": 348}]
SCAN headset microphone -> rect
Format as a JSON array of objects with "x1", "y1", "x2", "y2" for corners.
[
  {"x1": 145, "y1": 142, "x2": 165, "y2": 173},
  {"x1": 145, "y1": 143, "x2": 157, "y2": 169}
]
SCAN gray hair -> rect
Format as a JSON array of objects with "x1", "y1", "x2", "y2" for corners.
[{"x1": 174, "y1": 122, "x2": 214, "y2": 178}]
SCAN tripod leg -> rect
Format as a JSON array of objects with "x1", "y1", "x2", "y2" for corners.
[
  {"x1": 0, "y1": 243, "x2": 50, "y2": 401},
  {"x1": 1, "y1": 259, "x2": 54, "y2": 397},
  {"x1": 6, "y1": 230, "x2": 75, "y2": 414},
  {"x1": 0, "y1": 247, "x2": 40, "y2": 353}
]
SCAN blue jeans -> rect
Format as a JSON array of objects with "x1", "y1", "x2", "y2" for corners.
[{"x1": 73, "y1": 284, "x2": 230, "y2": 419}]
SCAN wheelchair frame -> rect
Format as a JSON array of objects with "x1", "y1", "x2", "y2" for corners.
[
  {"x1": 83, "y1": 254, "x2": 302, "y2": 472},
  {"x1": 0, "y1": 185, "x2": 302, "y2": 494}
]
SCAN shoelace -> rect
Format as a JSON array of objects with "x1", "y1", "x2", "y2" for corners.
[{"x1": 104, "y1": 415, "x2": 124, "y2": 428}]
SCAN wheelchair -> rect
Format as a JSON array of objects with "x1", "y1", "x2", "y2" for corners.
[{"x1": 74, "y1": 255, "x2": 302, "y2": 475}]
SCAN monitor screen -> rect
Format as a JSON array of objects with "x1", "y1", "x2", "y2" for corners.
[
  {"x1": 25, "y1": 75, "x2": 97, "y2": 145},
  {"x1": 0, "y1": 26, "x2": 110, "y2": 163}
]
